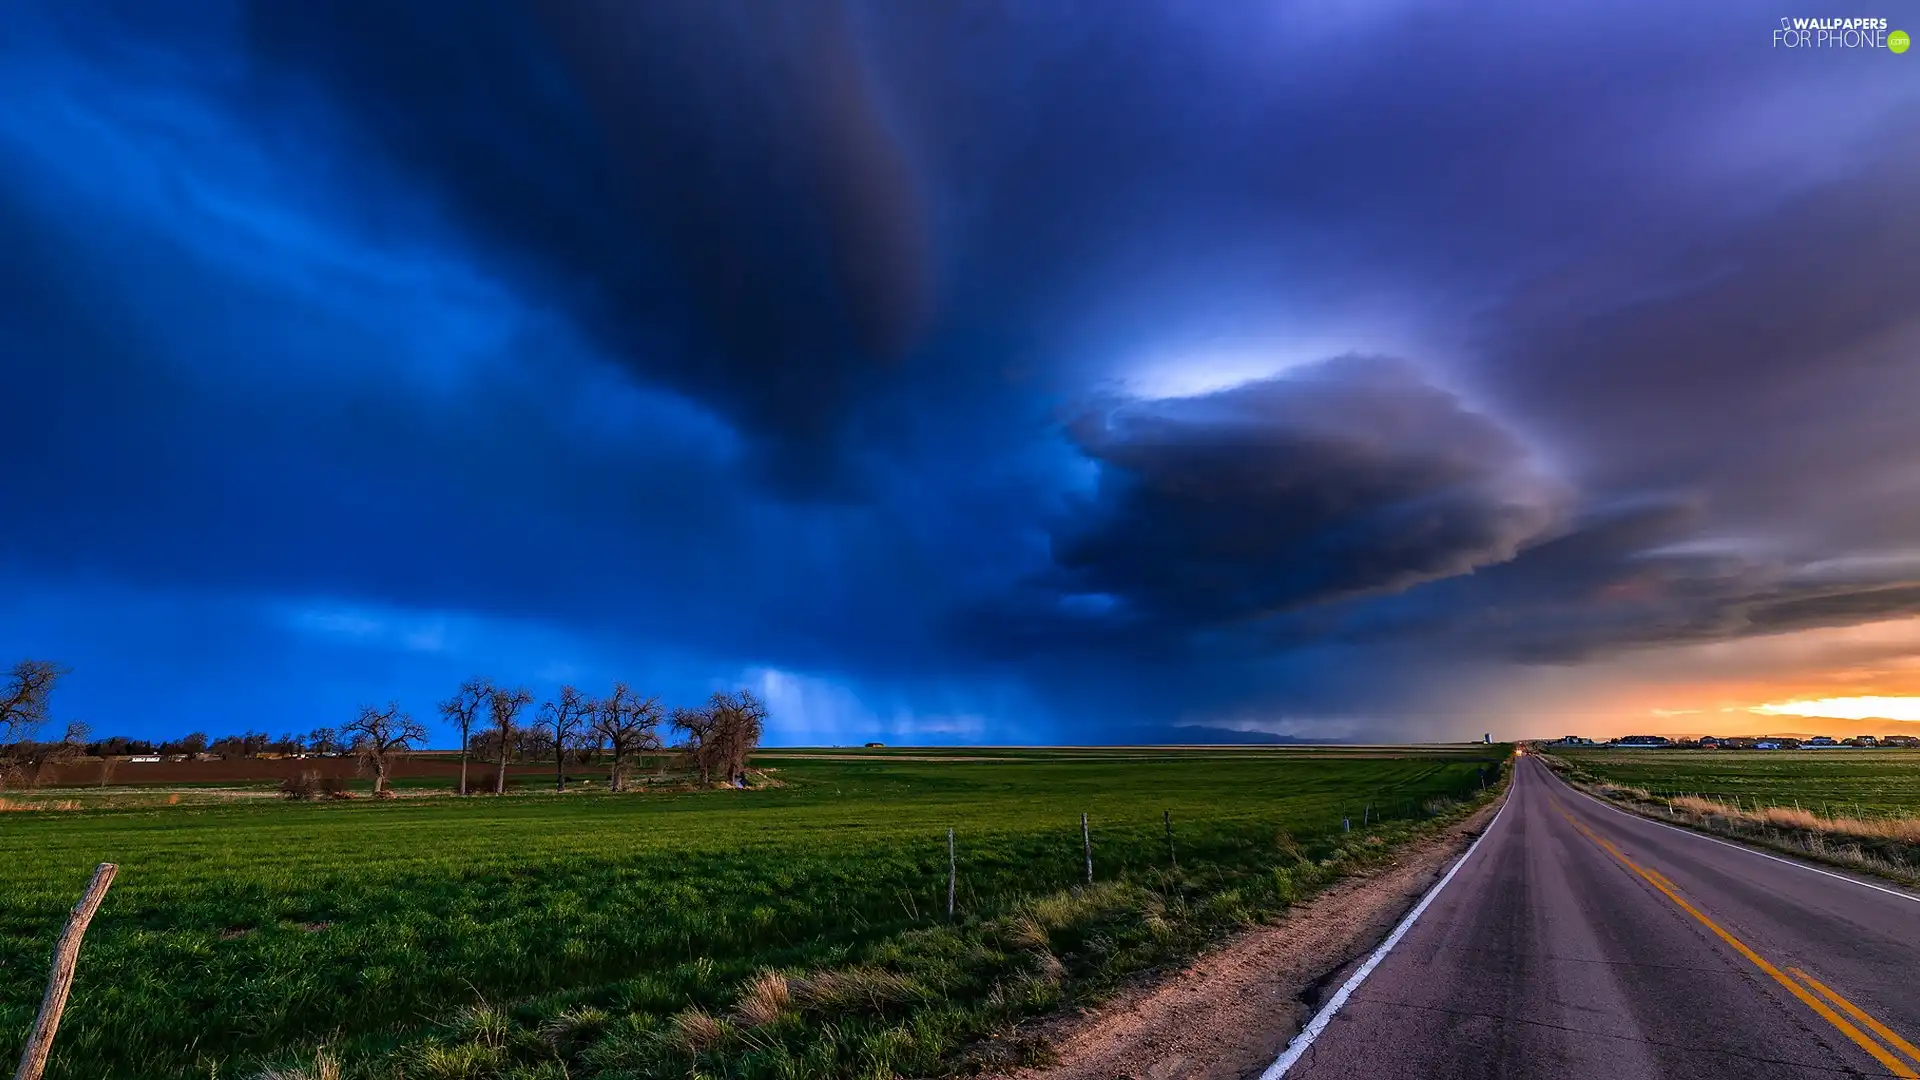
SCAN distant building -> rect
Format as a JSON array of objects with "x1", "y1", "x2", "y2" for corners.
[
  {"x1": 1613, "y1": 735, "x2": 1672, "y2": 749},
  {"x1": 1848, "y1": 735, "x2": 1878, "y2": 747},
  {"x1": 1755, "y1": 741, "x2": 1781, "y2": 750},
  {"x1": 1805, "y1": 736, "x2": 1839, "y2": 748},
  {"x1": 864, "y1": 742, "x2": 885, "y2": 748},
  {"x1": 129, "y1": 755, "x2": 161, "y2": 763},
  {"x1": 1483, "y1": 732, "x2": 1492, "y2": 744},
  {"x1": 1698, "y1": 736, "x2": 1721, "y2": 749},
  {"x1": 1883, "y1": 735, "x2": 1920, "y2": 748},
  {"x1": 1556, "y1": 736, "x2": 1596, "y2": 745}
]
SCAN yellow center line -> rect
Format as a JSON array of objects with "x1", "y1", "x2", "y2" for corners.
[
  {"x1": 1790, "y1": 966, "x2": 1920, "y2": 1070},
  {"x1": 1557, "y1": 809, "x2": 1919, "y2": 1079}
]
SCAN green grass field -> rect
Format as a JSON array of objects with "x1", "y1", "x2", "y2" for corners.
[
  {"x1": 1552, "y1": 749, "x2": 1920, "y2": 816},
  {"x1": 2, "y1": 748, "x2": 1505, "y2": 1080}
]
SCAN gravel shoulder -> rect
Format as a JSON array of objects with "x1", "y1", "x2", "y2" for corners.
[{"x1": 1004, "y1": 799, "x2": 1503, "y2": 1080}]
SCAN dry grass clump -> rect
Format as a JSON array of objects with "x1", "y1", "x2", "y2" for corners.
[
  {"x1": 540, "y1": 1004, "x2": 609, "y2": 1050},
  {"x1": 1273, "y1": 829, "x2": 1306, "y2": 861},
  {"x1": 445, "y1": 1002, "x2": 509, "y2": 1049},
  {"x1": 252, "y1": 1049, "x2": 340, "y2": 1080},
  {"x1": 0, "y1": 797, "x2": 81, "y2": 811},
  {"x1": 666, "y1": 1006, "x2": 731, "y2": 1054},
  {"x1": 1031, "y1": 949, "x2": 1067, "y2": 986},
  {"x1": 1594, "y1": 783, "x2": 1653, "y2": 801},
  {"x1": 1671, "y1": 795, "x2": 1920, "y2": 844},
  {"x1": 789, "y1": 965, "x2": 925, "y2": 1013},
  {"x1": 405, "y1": 1042, "x2": 506, "y2": 1080},
  {"x1": 1005, "y1": 913, "x2": 1049, "y2": 951},
  {"x1": 732, "y1": 969, "x2": 792, "y2": 1027}
]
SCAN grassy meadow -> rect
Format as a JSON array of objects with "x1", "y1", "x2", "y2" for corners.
[
  {"x1": 1551, "y1": 748, "x2": 1920, "y2": 817},
  {"x1": 2, "y1": 747, "x2": 1505, "y2": 1080}
]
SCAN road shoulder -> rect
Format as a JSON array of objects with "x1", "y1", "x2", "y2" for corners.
[{"x1": 1003, "y1": 799, "x2": 1502, "y2": 1080}]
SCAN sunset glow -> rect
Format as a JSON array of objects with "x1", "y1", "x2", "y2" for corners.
[{"x1": 1754, "y1": 696, "x2": 1920, "y2": 722}]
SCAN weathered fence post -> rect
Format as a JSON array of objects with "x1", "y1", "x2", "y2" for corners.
[
  {"x1": 14, "y1": 862, "x2": 117, "y2": 1080},
  {"x1": 1081, "y1": 813, "x2": 1093, "y2": 885},
  {"x1": 1164, "y1": 809, "x2": 1176, "y2": 871},
  {"x1": 947, "y1": 828, "x2": 956, "y2": 921}
]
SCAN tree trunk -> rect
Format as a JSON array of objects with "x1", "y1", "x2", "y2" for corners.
[
  {"x1": 495, "y1": 737, "x2": 507, "y2": 795},
  {"x1": 457, "y1": 738, "x2": 469, "y2": 797},
  {"x1": 374, "y1": 760, "x2": 388, "y2": 794},
  {"x1": 556, "y1": 746, "x2": 565, "y2": 792},
  {"x1": 609, "y1": 746, "x2": 624, "y2": 793}
]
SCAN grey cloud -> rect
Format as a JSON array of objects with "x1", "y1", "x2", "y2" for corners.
[{"x1": 976, "y1": 356, "x2": 1564, "y2": 647}]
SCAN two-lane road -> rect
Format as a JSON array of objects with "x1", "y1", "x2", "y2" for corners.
[{"x1": 1277, "y1": 755, "x2": 1920, "y2": 1079}]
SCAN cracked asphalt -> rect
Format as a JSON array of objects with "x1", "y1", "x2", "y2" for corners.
[{"x1": 1283, "y1": 756, "x2": 1920, "y2": 1079}]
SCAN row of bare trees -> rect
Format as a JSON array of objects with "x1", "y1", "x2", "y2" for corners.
[
  {"x1": 3, "y1": 658, "x2": 769, "y2": 797},
  {"x1": 437, "y1": 679, "x2": 767, "y2": 795}
]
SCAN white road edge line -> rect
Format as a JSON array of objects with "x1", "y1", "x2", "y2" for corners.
[
  {"x1": 1259, "y1": 792, "x2": 1511, "y2": 1080},
  {"x1": 1548, "y1": 764, "x2": 1920, "y2": 907}
]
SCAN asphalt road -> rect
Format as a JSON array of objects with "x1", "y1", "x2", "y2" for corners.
[{"x1": 1279, "y1": 754, "x2": 1920, "y2": 1079}]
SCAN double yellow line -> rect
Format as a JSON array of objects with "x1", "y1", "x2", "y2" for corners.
[{"x1": 1559, "y1": 805, "x2": 1920, "y2": 1077}]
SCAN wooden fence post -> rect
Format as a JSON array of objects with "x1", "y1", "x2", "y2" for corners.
[
  {"x1": 13, "y1": 863, "x2": 117, "y2": 1080},
  {"x1": 947, "y1": 828, "x2": 956, "y2": 921},
  {"x1": 1081, "y1": 813, "x2": 1092, "y2": 885}
]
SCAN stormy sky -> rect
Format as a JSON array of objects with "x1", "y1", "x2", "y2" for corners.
[{"x1": 4, "y1": 0, "x2": 1918, "y2": 744}]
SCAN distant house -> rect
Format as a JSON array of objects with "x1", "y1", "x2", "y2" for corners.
[
  {"x1": 1698, "y1": 736, "x2": 1721, "y2": 749},
  {"x1": 1883, "y1": 735, "x2": 1920, "y2": 748},
  {"x1": 129, "y1": 755, "x2": 161, "y2": 763},
  {"x1": 1613, "y1": 735, "x2": 1672, "y2": 749},
  {"x1": 1806, "y1": 736, "x2": 1839, "y2": 748},
  {"x1": 1755, "y1": 740, "x2": 1781, "y2": 750},
  {"x1": 864, "y1": 742, "x2": 886, "y2": 748},
  {"x1": 1848, "y1": 735, "x2": 1879, "y2": 747},
  {"x1": 1556, "y1": 736, "x2": 1596, "y2": 745}
]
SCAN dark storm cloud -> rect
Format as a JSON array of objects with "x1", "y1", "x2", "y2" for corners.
[
  {"x1": 240, "y1": 0, "x2": 934, "y2": 492},
  {"x1": 978, "y1": 356, "x2": 1562, "y2": 643}
]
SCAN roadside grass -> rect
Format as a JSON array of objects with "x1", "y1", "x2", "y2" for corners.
[
  {"x1": 1538, "y1": 751, "x2": 1920, "y2": 884},
  {"x1": 2, "y1": 749, "x2": 1506, "y2": 1080}
]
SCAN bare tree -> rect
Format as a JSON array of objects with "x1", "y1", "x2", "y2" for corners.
[
  {"x1": 3, "y1": 722, "x2": 92, "y2": 791},
  {"x1": 439, "y1": 678, "x2": 490, "y2": 796},
  {"x1": 707, "y1": 689, "x2": 768, "y2": 787},
  {"x1": 306, "y1": 726, "x2": 338, "y2": 756},
  {"x1": 342, "y1": 702, "x2": 428, "y2": 795},
  {"x1": 670, "y1": 703, "x2": 718, "y2": 785},
  {"x1": 488, "y1": 686, "x2": 533, "y2": 795},
  {"x1": 538, "y1": 685, "x2": 592, "y2": 792},
  {"x1": 1, "y1": 660, "x2": 68, "y2": 743},
  {"x1": 589, "y1": 683, "x2": 663, "y2": 792}
]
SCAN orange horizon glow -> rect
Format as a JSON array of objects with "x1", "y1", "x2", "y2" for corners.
[{"x1": 1753, "y1": 696, "x2": 1920, "y2": 723}]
